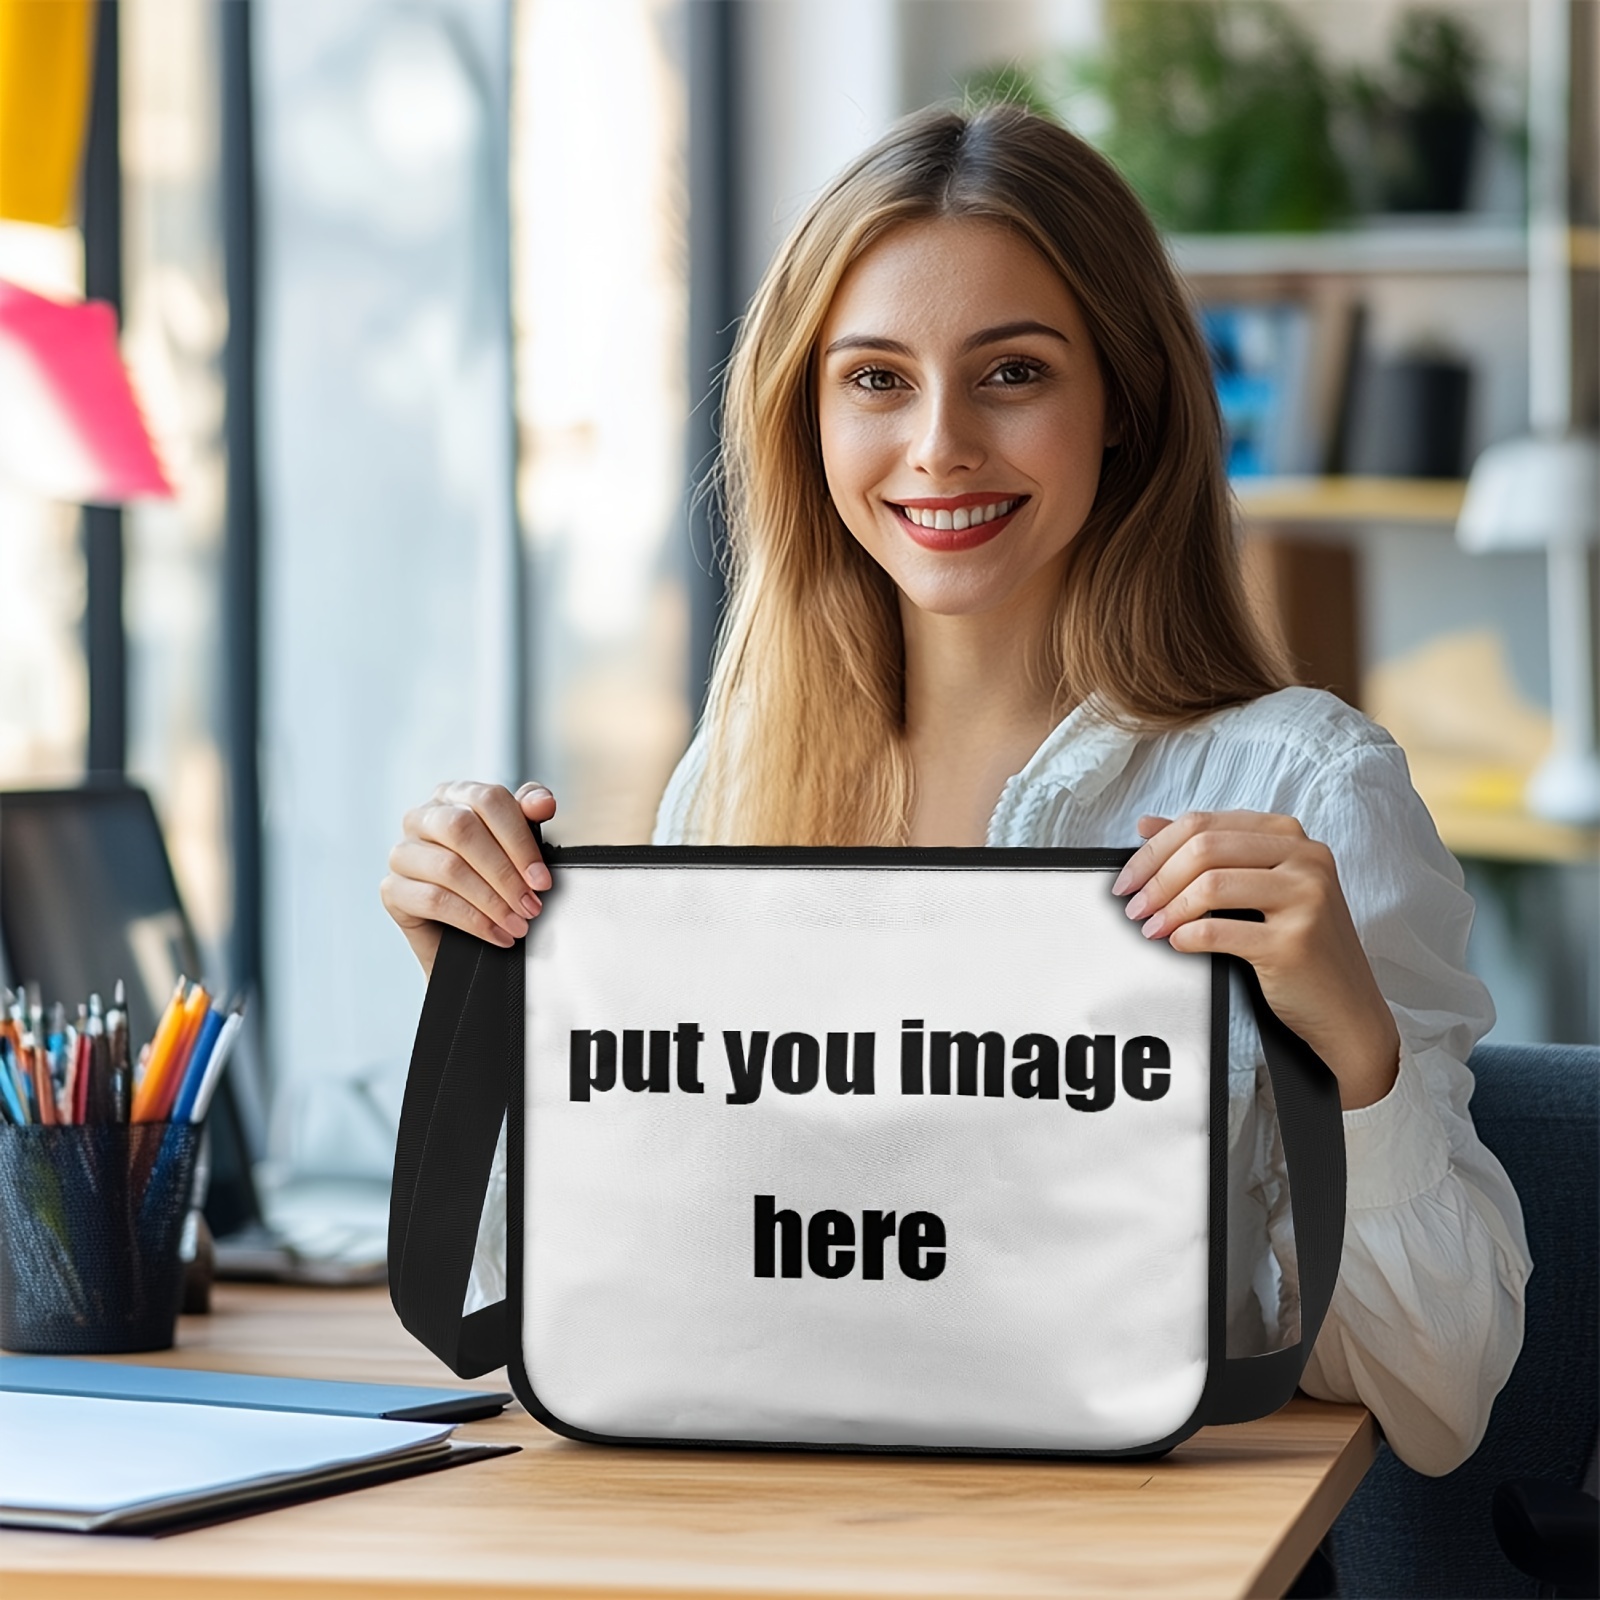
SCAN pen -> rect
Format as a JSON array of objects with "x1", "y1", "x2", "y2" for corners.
[
  {"x1": 0, "y1": 996, "x2": 27, "y2": 1112},
  {"x1": 84, "y1": 993, "x2": 112, "y2": 1123},
  {"x1": 30, "y1": 1030, "x2": 57, "y2": 1126},
  {"x1": 171, "y1": 1005, "x2": 226, "y2": 1124},
  {"x1": 0, "y1": 1041, "x2": 25, "y2": 1124},
  {"x1": 63, "y1": 1038, "x2": 79, "y2": 1124},
  {"x1": 13, "y1": 989, "x2": 55, "y2": 1125},
  {"x1": 26, "y1": 982, "x2": 42, "y2": 1064},
  {"x1": 47, "y1": 1002, "x2": 67, "y2": 1109},
  {"x1": 107, "y1": 981, "x2": 129, "y2": 1122},
  {"x1": 63, "y1": 1012, "x2": 80, "y2": 1121},
  {"x1": 27, "y1": 984, "x2": 52, "y2": 1119},
  {"x1": 4, "y1": 1035, "x2": 33, "y2": 1123},
  {"x1": 189, "y1": 1008, "x2": 243, "y2": 1124},
  {"x1": 74, "y1": 1028, "x2": 94, "y2": 1125}
]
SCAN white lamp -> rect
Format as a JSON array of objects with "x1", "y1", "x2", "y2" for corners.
[
  {"x1": 1457, "y1": 435, "x2": 1600, "y2": 825},
  {"x1": 1454, "y1": 0, "x2": 1600, "y2": 826}
]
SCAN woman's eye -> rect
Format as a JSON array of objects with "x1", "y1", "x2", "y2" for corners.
[
  {"x1": 991, "y1": 359, "x2": 1045, "y2": 386},
  {"x1": 850, "y1": 367, "x2": 903, "y2": 392}
]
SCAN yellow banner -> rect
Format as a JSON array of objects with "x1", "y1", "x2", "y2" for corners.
[{"x1": 0, "y1": 0, "x2": 95, "y2": 227}]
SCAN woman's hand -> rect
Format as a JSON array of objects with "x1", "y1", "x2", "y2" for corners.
[
  {"x1": 381, "y1": 781, "x2": 556, "y2": 978},
  {"x1": 1112, "y1": 810, "x2": 1401, "y2": 1110}
]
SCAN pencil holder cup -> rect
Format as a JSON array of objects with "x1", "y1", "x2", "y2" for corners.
[{"x1": 0, "y1": 1121, "x2": 202, "y2": 1354}]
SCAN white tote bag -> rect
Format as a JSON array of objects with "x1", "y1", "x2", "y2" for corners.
[{"x1": 390, "y1": 844, "x2": 1344, "y2": 1459}]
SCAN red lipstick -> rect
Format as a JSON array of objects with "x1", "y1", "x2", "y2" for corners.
[{"x1": 888, "y1": 495, "x2": 1027, "y2": 552}]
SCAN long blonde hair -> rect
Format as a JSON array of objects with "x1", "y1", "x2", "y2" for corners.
[{"x1": 693, "y1": 103, "x2": 1292, "y2": 846}]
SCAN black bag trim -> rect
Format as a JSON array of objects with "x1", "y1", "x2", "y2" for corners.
[
  {"x1": 542, "y1": 844, "x2": 1136, "y2": 870},
  {"x1": 390, "y1": 844, "x2": 1346, "y2": 1450},
  {"x1": 388, "y1": 927, "x2": 515, "y2": 1380}
]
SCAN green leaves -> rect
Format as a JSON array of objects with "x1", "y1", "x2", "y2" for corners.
[
  {"x1": 956, "y1": 3, "x2": 1493, "y2": 234},
  {"x1": 1087, "y1": 0, "x2": 1352, "y2": 233}
]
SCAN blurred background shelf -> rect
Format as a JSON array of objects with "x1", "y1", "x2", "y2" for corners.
[
  {"x1": 1573, "y1": 226, "x2": 1600, "y2": 268},
  {"x1": 1172, "y1": 223, "x2": 1530, "y2": 278},
  {"x1": 1234, "y1": 476, "x2": 1467, "y2": 526},
  {"x1": 1425, "y1": 803, "x2": 1600, "y2": 864},
  {"x1": 1174, "y1": 226, "x2": 1600, "y2": 278},
  {"x1": 1403, "y1": 754, "x2": 1600, "y2": 864}
]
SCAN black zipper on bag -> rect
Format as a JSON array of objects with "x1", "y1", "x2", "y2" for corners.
[{"x1": 538, "y1": 843, "x2": 1137, "y2": 871}]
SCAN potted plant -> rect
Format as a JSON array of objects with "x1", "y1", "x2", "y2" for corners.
[
  {"x1": 964, "y1": 1, "x2": 1353, "y2": 235},
  {"x1": 1343, "y1": 9, "x2": 1486, "y2": 213}
]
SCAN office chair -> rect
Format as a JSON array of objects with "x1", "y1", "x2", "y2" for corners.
[{"x1": 1328, "y1": 1040, "x2": 1599, "y2": 1598}]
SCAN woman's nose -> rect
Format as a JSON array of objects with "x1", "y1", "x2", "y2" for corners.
[{"x1": 905, "y1": 384, "x2": 986, "y2": 478}]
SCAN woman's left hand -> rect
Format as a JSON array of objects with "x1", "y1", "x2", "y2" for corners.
[{"x1": 1112, "y1": 810, "x2": 1401, "y2": 1111}]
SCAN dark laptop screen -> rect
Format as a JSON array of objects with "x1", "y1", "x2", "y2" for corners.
[{"x1": 0, "y1": 787, "x2": 197, "y2": 1049}]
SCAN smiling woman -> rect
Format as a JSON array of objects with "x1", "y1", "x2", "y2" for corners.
[
  {"x1": 698, "y1": 106, "x2": 1287, "y2": 854},
  {"x1": 814, "y1": 218, "x2": 1114, "y2": 844},
  {"x1": 383, "y1": 102, "x2": 1532, "y2": 1479}
]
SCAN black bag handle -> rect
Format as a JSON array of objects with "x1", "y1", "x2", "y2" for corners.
[
  {"x1": 388, "y1": 925, "x2": 520, "y2": 1379},
  {"x1": 1202, "y1": 960, "x2": 1347, "y2": 1425},
  {"x1": 390, "y1": 909, "x2": 1346, "y2": 1411}
]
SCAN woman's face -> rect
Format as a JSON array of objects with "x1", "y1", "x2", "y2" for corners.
[{"x1": 816, "y1": 216, "x2": 1110, "y2": 622}]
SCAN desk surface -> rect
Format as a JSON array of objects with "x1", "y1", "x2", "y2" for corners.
[{"x1": 0, "y1": 1285, "x2": 1376, "y2": 1600}]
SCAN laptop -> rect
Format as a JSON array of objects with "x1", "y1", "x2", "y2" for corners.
[{"x1": 0, "y1": 783, "x2": 387, "y2": 1286}]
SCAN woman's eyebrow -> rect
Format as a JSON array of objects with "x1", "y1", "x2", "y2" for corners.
[
  {"x1": 822, "y1": 320, "x2": 1072, "y2": 358},
  {"x1": 821, "y1": 334, "x2": 914, "y2": 358},
  {"x1": 960, "y1": 320, "x2": 1070, "y2": 352}
]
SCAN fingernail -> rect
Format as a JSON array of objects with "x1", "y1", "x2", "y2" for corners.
[
  {"x1": 1125, "y1": 889, "x2": 1149, "y2": 919},
  {"x1": 1111, "y1": 867, "x2": 1133, "y2": 895},
  {"x1": 1141, "y1": 910, "x2": 1168, "y2": 939},
  {"x1": 520, "y1": 893, "x2": 539, "y2": 917},
  {"x1": 492, "y1": 930, "x2": 514, "y2": 948},
  {"x1": 525, "y1": 864, "x2": 551, "y2": 891}
]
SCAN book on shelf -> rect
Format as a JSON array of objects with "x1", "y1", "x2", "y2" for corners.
[{"x1": 1200, "y1": 303, "x2": 1319, "y2": 478}]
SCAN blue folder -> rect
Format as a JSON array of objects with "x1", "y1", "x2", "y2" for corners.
[{"x1": 0, "y1": 1356, "x2": 511, "y2": 1423}]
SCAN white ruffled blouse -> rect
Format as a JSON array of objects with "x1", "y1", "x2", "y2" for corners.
[{"x1": 470, "y1": 685, "x2": 1530, "y2": 1475}]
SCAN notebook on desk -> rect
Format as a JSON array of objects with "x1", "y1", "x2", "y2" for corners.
[
  {"x1": 0, "y1": 1391, "x2": 516, "y2": 1534},
  {"x1": 0, "y1": 1357, "x2": 513, "y2": 1423}
]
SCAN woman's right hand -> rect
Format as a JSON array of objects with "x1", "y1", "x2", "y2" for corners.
[{"x1": 381, "y1": 781, "x2": 557, "y2": 978}]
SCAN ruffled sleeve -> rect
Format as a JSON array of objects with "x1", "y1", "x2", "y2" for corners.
[{"x1": 1278, "y1": 734, "x2": 1532, "y2": 1475}]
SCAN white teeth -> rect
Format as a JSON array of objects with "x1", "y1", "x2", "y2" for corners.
[{"x1": 898, "y1": 498, "x2": 1018, "y2": 530}]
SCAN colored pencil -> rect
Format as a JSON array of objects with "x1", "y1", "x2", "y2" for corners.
[
  {"x1": 130, "y1": 978, "x2": 189, "y2": 1122},
  {"x1": 150, "y1": 984, "x2": 210, "y2": 1123}
]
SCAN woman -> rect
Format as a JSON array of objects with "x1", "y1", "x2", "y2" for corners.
[{"x1": 382, "y1": 103, "x2": 1528, "y2": 1475}]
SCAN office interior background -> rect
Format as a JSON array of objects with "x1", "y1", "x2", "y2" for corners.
[{"x1": 0, "y1": 0, "x2": 1596, "y2": 1202}]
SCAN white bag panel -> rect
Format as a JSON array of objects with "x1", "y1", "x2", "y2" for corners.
[{"x1": 522, "y1": 864, "x2": 1213, "y2": 1451}]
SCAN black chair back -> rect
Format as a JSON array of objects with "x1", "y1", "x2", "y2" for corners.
[{"x1": 1331, "y1": 1041, "x2": 1599, "y2": 1597}]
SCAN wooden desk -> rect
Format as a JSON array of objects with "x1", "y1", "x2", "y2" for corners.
[{"x1": 0, "y1": 1285, "x2": 1377, "y2": 1600}]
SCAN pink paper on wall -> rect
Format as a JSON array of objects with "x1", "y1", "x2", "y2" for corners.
[{"x1": 0, "y1": 278, "x2": 172, "y2": 504}]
